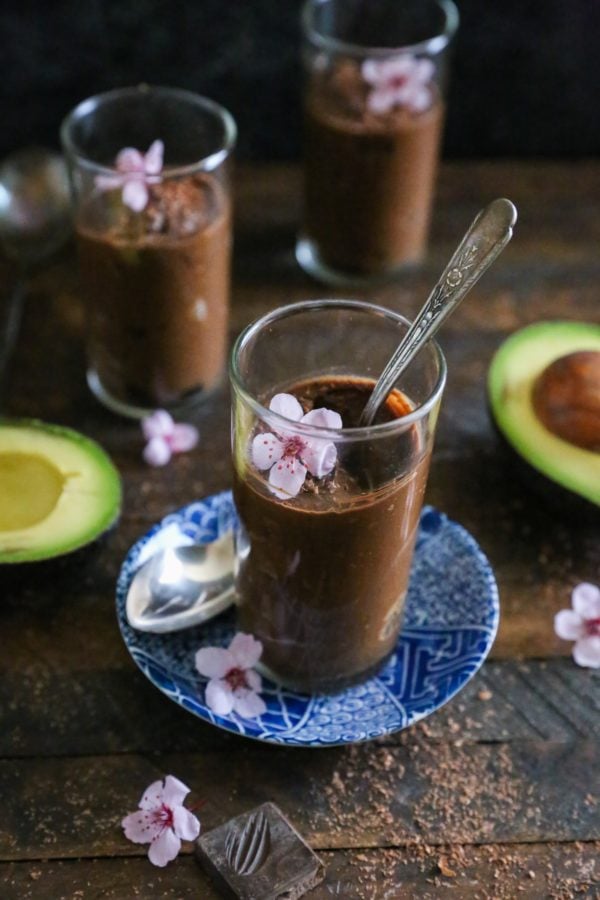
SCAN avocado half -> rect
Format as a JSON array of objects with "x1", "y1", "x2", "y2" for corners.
[
  {"x1": 0, "y1": 419, "x2": 121, "y2": 563},
  {"x1": 488, "y1": 321, "x2": 600, "y2": 512}
]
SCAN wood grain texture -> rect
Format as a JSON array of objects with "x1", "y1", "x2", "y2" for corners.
[
  {"x1": 1, "y1": 164, "x2": 599, "y2": 897},
  {"x1": 1, "y1": 740, "x2": 599, "y2": 861},
  {"x1": 0, "y1": 660, "x2": 598, "y2": 759},
  {"x1": 1, "y1": 843, "x2": 599, "y2": 900}
]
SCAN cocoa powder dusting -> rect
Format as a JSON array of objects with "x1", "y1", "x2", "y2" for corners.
[{"x1": 308, "y1": 731, "x2": 598, "y2": 898}]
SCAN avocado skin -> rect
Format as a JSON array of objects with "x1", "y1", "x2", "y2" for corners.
[
  {"x1": 0, "y1": 523, "x2": 116, "y2": 591},
  {"x1": 487, "y1": 400, "x2": 600, "y2": 523},
  {"x1": 487, "y1": 322, "x2": 600, "y2": 523}
]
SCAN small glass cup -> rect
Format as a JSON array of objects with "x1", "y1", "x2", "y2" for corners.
[
  {"x1": 296, "y1": 0, "x2": 459, "y2": 287},
  {"x1": 230, "y1": 299, "x2": 446, "y2": 693},
  {"x1": 61, "y1": 85, "x2": 236, "y2": 418}
]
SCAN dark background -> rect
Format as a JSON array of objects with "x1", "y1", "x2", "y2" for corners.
[{"x1": 1, "y1": 0, "x2": 599, "y2": 161}]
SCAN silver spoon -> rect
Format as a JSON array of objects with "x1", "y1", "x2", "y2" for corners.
[
  {"x1": 360, "y1": 198, "x2": 518, "y2": 426},
  {"x1": 0, "y1": 147, "x2": 71, "y2": 392},
  {"x1": 126, "y1": 530, "x2": 236, "y2": 633}
]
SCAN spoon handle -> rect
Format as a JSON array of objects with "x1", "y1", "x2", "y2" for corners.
[{"x1": 360, "y1": 198, "x2": 517, "y2": 426}]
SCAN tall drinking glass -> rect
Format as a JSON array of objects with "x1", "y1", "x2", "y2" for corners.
[
  {"x1": 297, "y1": 0, "x2": 459, "y2": 286},
  {"x1": 230, "y1": 299, "x2": 446, "y2": 693},
  {"x1": 61, "y1": 85, "x2": 236, "y2": 418}
]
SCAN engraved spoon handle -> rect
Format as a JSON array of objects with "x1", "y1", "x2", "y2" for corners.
[{"x1": 359, "y1": 198, "x2": 518, "y2": 426}]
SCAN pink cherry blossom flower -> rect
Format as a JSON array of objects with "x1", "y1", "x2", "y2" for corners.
[
  {"x1": 362, "y1": 55, "x2": 435, "y2": 115},
  {"x1": 122, "y1": 774, "x2": 200, "y2": 867},
  {"x1": 142, "y1": 409, "x2": 199, "y2": 467},
  {"x1": 554, "y1": 582, "x2": 600, "y2": 668},
  {"x1": 95, "y1": 139, "x2": 164, "y2": 212},
  {"x1": 195, "y1": 632, "x2": 267, "y2": 719},
  {"x1": 251, "y1": 393, "x2": 342, "y2": 499}
]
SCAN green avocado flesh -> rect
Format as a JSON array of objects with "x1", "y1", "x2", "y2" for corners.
[
  {"x1": 488, "y1": 321, "x2": 600, "y2": 508},
  {"x1": 0, "y1": 420, "x2": 121, "y2": 563}
]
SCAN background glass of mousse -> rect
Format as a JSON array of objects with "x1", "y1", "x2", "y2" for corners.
[
  {"x1": 230, "y1": 299, "x2": 446, "y2": 693},
  {"x1": 296, "y1": 0, "x2": 459, "y2": 286},
  {"x1": 61, "y1": 85, "x2": 236, "y2": 418}
]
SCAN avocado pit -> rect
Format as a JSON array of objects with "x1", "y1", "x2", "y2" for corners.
[{"x1": 532, "y1": 350, "x2": 600, "y2": 451}]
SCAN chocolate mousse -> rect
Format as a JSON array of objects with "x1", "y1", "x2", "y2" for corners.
[
  {"x1": 303, "y1": 61, "x2": 443, "y2": 275},
  {"x1": 76, "y1": 173, "x2": 231, "y2": 410},
  {"x1": 233, "y1": 377, "x2": 430, "y2": 693}
]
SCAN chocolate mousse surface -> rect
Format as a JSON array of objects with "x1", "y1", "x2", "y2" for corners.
[
  {"x1": 304, "y1": 62, "x2": 443, "y2": 275},
  {"x1": 233, "y1": 376, "x2": 430, "y2": 693},
  {"x1": 76, "y1": 172, "x2": 231, "y2": 409}
]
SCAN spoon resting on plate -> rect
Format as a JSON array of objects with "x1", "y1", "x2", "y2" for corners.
[{"x1": 126, "y1": 529, "x2": 236, "y2": 633}]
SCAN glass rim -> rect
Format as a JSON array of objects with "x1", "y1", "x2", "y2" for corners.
[
  {"x1": 229, "y1": 299, "x2": 447, "y2": 442},
  {"x1": 60, "y1": 84, "x2": 237, "y2": 177},
  {"x1": 301, "y1": 0, "x2": 459, "y2": 58}
]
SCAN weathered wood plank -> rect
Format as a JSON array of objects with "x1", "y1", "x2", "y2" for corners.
[
  {"x1": 1, "y1": 660, "x2": 598, "y2": 759},
  {"x1": 1, "y1": 842, "x2": 599, "y2": 900},
  {"x1": 1, "y1": 741, "x2": 598, "y2": 861}
]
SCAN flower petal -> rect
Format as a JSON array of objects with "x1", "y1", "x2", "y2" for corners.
[
  {"x1": 233, "y1": 688, "x2": 267, "y2": 719},
  {"x1": 302, "y1": 439, "x2": 337, "y2": 478},
  {"x1": 409, "y1": 87, "x2": 431, "y2": 112},
  {"x1": 162, "y1": 775, "x2": 190, "y2": 809},
  {"x1": 116, "y1": 147, "x2": 145, "y2": 172},
  {"x1": 572, "y1": 583, "x2": 600, "y2": 620},
  {"x1": 169, "y1": 423, "x2": 199, "y2": 453},
  {"x1": 205, "y1": 678, "x2": 235, "y2": 716},
  {"x1": 143, "y1": 436, "x2": 172, "y2": 467},
  {"x1": 145, "y1": 139, "x2": 164, "y2": 175},
  {"x1": 229, "y1": 632, "x2": 263, "y2": 669},
  {"x1": 122, "y1": 810, "x2": 162, "y2": 844},
  {"x1": 554, "y1": 609, "x2": 585, "y2": 641},
  {"x1": 415, "y1": 58, "x2": 435, "y2": 83},
  {"x1": 367, "y1": 87, "x2": 396, "y2": 115},
  {"x1": 245, "y1": 668, "x2": 262, "y2": 693},
  {"x1": 95, "y1": 174, "x2": 124, "y2": 191},
  {"x1": 140, "y1": 779, "x2": 166, "y2": 810},
  {"x1": 379, "y1": 55, "x2": 414, "y2": 81},
  {"x1": 195, "y1": 647, "x2": 235, "y2": 679},
  {"x1": 172, "y1": 805, "x2": 200, "y2": 841},
  {"x1": 300, "y1": 407, "x2": 343, "y2": 430},
  {"x1": 251, "y1": 432, "x2": 284, "y2": 470},
  {"x1": 123, "y1": 178, "x2": 149, "y2": 212},
  {"x1": 361, "y1": 58, "x2": 381, "y2": 85},
  {"x1": 268, "y1": 456, "x2": 307, "y2": 499},
  {"x1": 572, "y1": 635, "x2": 600, "y2": 669},
  {"x1": 269, "y1": 393, "x2": 303, "y2": 422},
  {"x1": 143, "y1": 410, "x2": 175, "y2": 440},
  {"x1": 148, "y1": 827, "x2": 181, "y2": 867}
]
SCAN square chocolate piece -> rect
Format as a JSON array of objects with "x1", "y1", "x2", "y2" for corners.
[{"x1": 196, "y1": 802, "x2": 325, "y2": 899}]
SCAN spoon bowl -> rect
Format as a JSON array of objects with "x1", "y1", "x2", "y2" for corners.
[{"x1": 125, "y1": 530, "x2": 236, "y2": 633}]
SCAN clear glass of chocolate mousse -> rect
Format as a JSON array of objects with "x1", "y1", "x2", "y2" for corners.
[
  {"x1": 296, "y1": 0, "x2": 459, "y2": 287},
  {"x1": 230, "y1": 299, "x2": 446, "y2": 693},
  {"x1": 61, "y1": 86, "x2": 236, "y2": 418}
]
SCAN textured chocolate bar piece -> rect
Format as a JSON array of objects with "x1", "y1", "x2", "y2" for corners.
[{"x1": 196, "y1": 802, "x2": 325, "y2": 899}]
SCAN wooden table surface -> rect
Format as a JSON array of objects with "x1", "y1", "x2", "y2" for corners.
[{"x1": 1, "y1": 162, "x2": 599, "y2": 899}]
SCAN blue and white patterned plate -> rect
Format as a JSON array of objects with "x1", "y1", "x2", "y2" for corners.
[{"x1": 116, "y1": 491, "x2": 499, "y2": 747}]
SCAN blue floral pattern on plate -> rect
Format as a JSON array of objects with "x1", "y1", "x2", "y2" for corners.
[{"x1": 116, "y1": 491, "x2": 499, "y2": 747}]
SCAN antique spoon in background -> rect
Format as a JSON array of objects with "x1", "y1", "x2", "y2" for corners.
[
  {"x1": 0, "y1": 147, "x2": 71, "y2": 392},
  {"x1": 359, "y1": 198, "x2": 518, "y2": 426}
]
